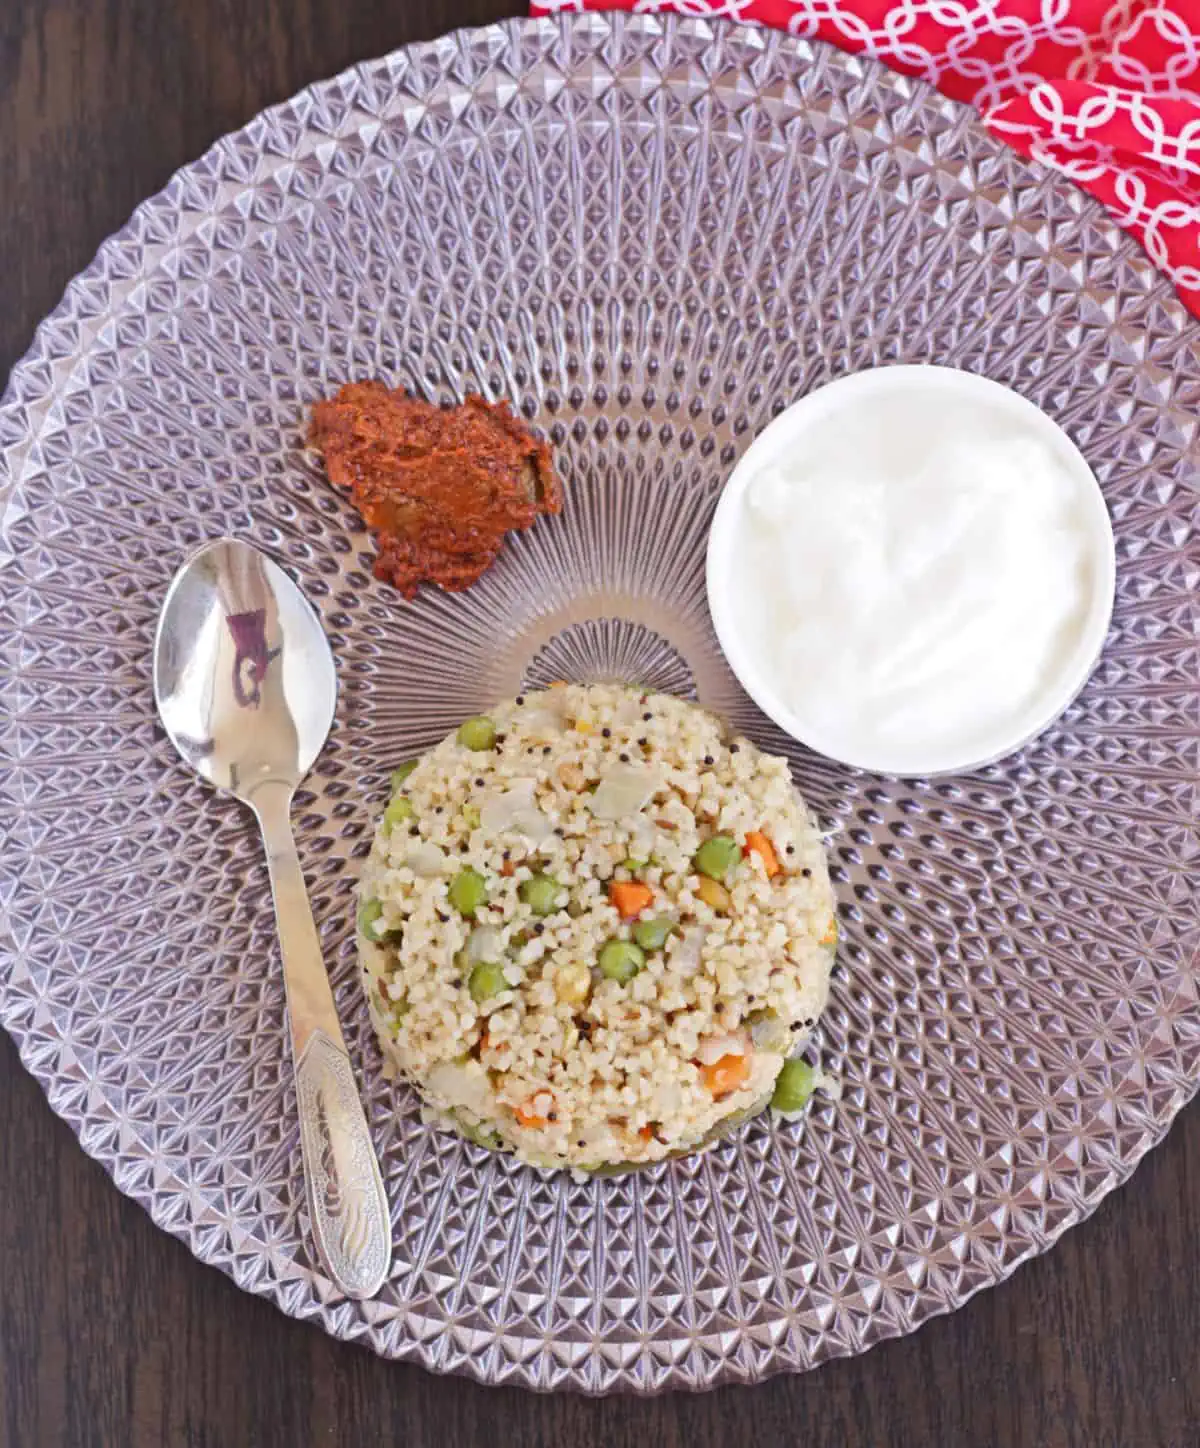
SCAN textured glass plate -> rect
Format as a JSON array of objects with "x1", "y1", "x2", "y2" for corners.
[{"x1": 2, "y1": 13, "x2": 1199, "y2": 1394}]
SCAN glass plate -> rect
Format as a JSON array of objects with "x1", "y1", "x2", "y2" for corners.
[{"x1": 1, "y1": 13, "x2": 1198, "y2": 1394}]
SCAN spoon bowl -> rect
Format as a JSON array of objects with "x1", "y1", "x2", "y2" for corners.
[
  {"x1": 154, "y1": 538, "x2": 336, "y2": 792},
  {"x1": 154, "y1": 537, "x2": 391, "y2": 1300}
]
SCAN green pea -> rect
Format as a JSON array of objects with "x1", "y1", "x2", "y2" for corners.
[
  {"x1": 621, "y1": 857, "x2": 648, "y2": 872},
  {"x1": 462, "y1": 803, "x2": 481, "y2": 830},
  {"x1": 771, "y1": 1058, "x2": 816, "y2": 1114},
  {"x1": 694, "y1": 834, "x2": 740, "y2": 883},
  {"x1": 632, "y1": 916, "x2": 676, "y2": 952},
  {"x1": 457, "y1": 715, "x2": 497, "y2": 751},
  {"x1": 357, "y1": 898, "x2": 389, "y2": 942},
  {"x1": 468, "y1": 960, "x2": 509, "y2": 1003},
  {"x1": 599, "y1": 939, "x2": 645, "y2": 983},
  {"x1": 448, "y1": 867, "x2": 489, "y2": 917},
  {"x1": 390, "y1": 760, "x2": 418, "y2": 790},
  {"x1": 520, "y1": 874, "x2": 562, "y2": 916},
  {"x1": 383, "y1": 796, "x2": 415, "y2": 830}
]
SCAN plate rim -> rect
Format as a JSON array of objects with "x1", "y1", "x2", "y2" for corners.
[{"x1": 1, "y1": 10, "x2": 1197, "y2": 1394}]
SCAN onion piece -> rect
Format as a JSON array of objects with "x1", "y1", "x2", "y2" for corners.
[
  {"x1": 515, "y1": 689, "x2": 569, "y2": 739},
  {"x1": 627, "y1": 813, "x2": 657, "y2": 861},
  {"x1": 749, "y1": 1012, "x2": 789, "y2": 1053},
  {"x1": 669, "y1": 926, "x2": 706, "y2": 976},
  {"x1": 589, "y1": 763, "x2": 659, "y2": 821},
  {"x1": 696, "y1": 1031, "x2": 749, "y2": 1066},
  {"x1": 479, "y1": 778, "x2": 553, "y2": 843},
  {"x1": 465, "y1": 925, "x2": 504, "y2": 964},
  {"x1": 426, "y1": 1059, "x2": 492, "y2": 1116},
  {"x1": 407, "y1": 842, "x2": 447, "y2": 877}
]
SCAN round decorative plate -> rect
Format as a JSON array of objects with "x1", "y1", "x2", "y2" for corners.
[{"x1": 2, "y1": 13, "x2": 1199, "y2": 1394}]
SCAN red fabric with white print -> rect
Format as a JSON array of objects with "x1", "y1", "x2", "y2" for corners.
[{"x1": 530, "y1": 1, "x2": 1200, "y2": 318}]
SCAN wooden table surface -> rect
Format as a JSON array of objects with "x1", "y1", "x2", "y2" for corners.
[{"x1": 1, "y1": 3, "x2": 1197, "y2": 1444}]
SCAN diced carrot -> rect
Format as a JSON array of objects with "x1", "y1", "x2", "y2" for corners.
[
  {"x1": 638, "y1": 1124, "x2": 656, "y2": 1143},
  {"x1": 820, "y1": 917, "x2": 838, "y2": 948},
  {"x1": 699, "y1": 1053, "x2": 752, "y2": 1098},
  {"x1": 549, "y1": 680, "x2": 568, "y2": 689},
  {"x1": 610, "y1": 880, "x2": 654, "y2": 920},
  {"x1": 500, "y1": 858, "x2": 515, "y2": 877},
  {"x1": 515, "y1": 1092, "x2": 554, "y2": 1128},
  {"x1": 743, "y1": 830, "x2": 781, "y2": 879}
]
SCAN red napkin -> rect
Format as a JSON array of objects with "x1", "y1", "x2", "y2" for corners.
[{"x1": 530, "y1": 1, "x2": 1200, "y2": 319}]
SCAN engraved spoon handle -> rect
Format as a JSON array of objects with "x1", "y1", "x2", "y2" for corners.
[{"x1": 251, "y1": 779, "x2": 391, "y2": 1300}]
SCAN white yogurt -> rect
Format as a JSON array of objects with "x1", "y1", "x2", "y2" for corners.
[{"x1": 706, "y1": 368, "x2": 1116, "y2": 776}]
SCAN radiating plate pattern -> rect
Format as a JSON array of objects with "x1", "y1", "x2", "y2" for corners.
[{"x1": 1, "y1": 13, "x2": 1199, "y2": 1393}]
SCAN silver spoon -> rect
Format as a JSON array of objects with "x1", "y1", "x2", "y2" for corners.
[{"x1": 153, "y1": 536, "x2": 391, "y2": 1299}]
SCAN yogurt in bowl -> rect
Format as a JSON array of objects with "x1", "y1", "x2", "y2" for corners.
[{"x1": 706, "y1": 366, "x2": 1116, "y2": 777}]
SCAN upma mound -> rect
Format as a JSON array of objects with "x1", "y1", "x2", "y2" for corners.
[{"x1": 358, "y1": 684, "x2": 835, "y2": 1170}]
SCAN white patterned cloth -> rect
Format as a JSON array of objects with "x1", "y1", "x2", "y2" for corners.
[{"x1": 533, "y1": 1, "x2": 1200, "y2": 315}]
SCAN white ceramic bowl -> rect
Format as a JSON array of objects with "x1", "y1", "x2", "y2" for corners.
[{"x1": 706, "y1": 366, "x2": 1117, "y2": 777}]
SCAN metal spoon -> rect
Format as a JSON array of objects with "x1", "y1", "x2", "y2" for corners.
[{"x1": 153, "y1": 536, "x2": 391, "y2": 1299}]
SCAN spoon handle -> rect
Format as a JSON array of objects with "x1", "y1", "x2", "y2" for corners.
[{"x1": 252, "y1": 780, "x2": 391, "y2": 1301}]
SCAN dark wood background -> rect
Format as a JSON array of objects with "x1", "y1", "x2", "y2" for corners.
[{"x1": 1, "y1": 3, "x2": 1197, "y2": 1444}]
